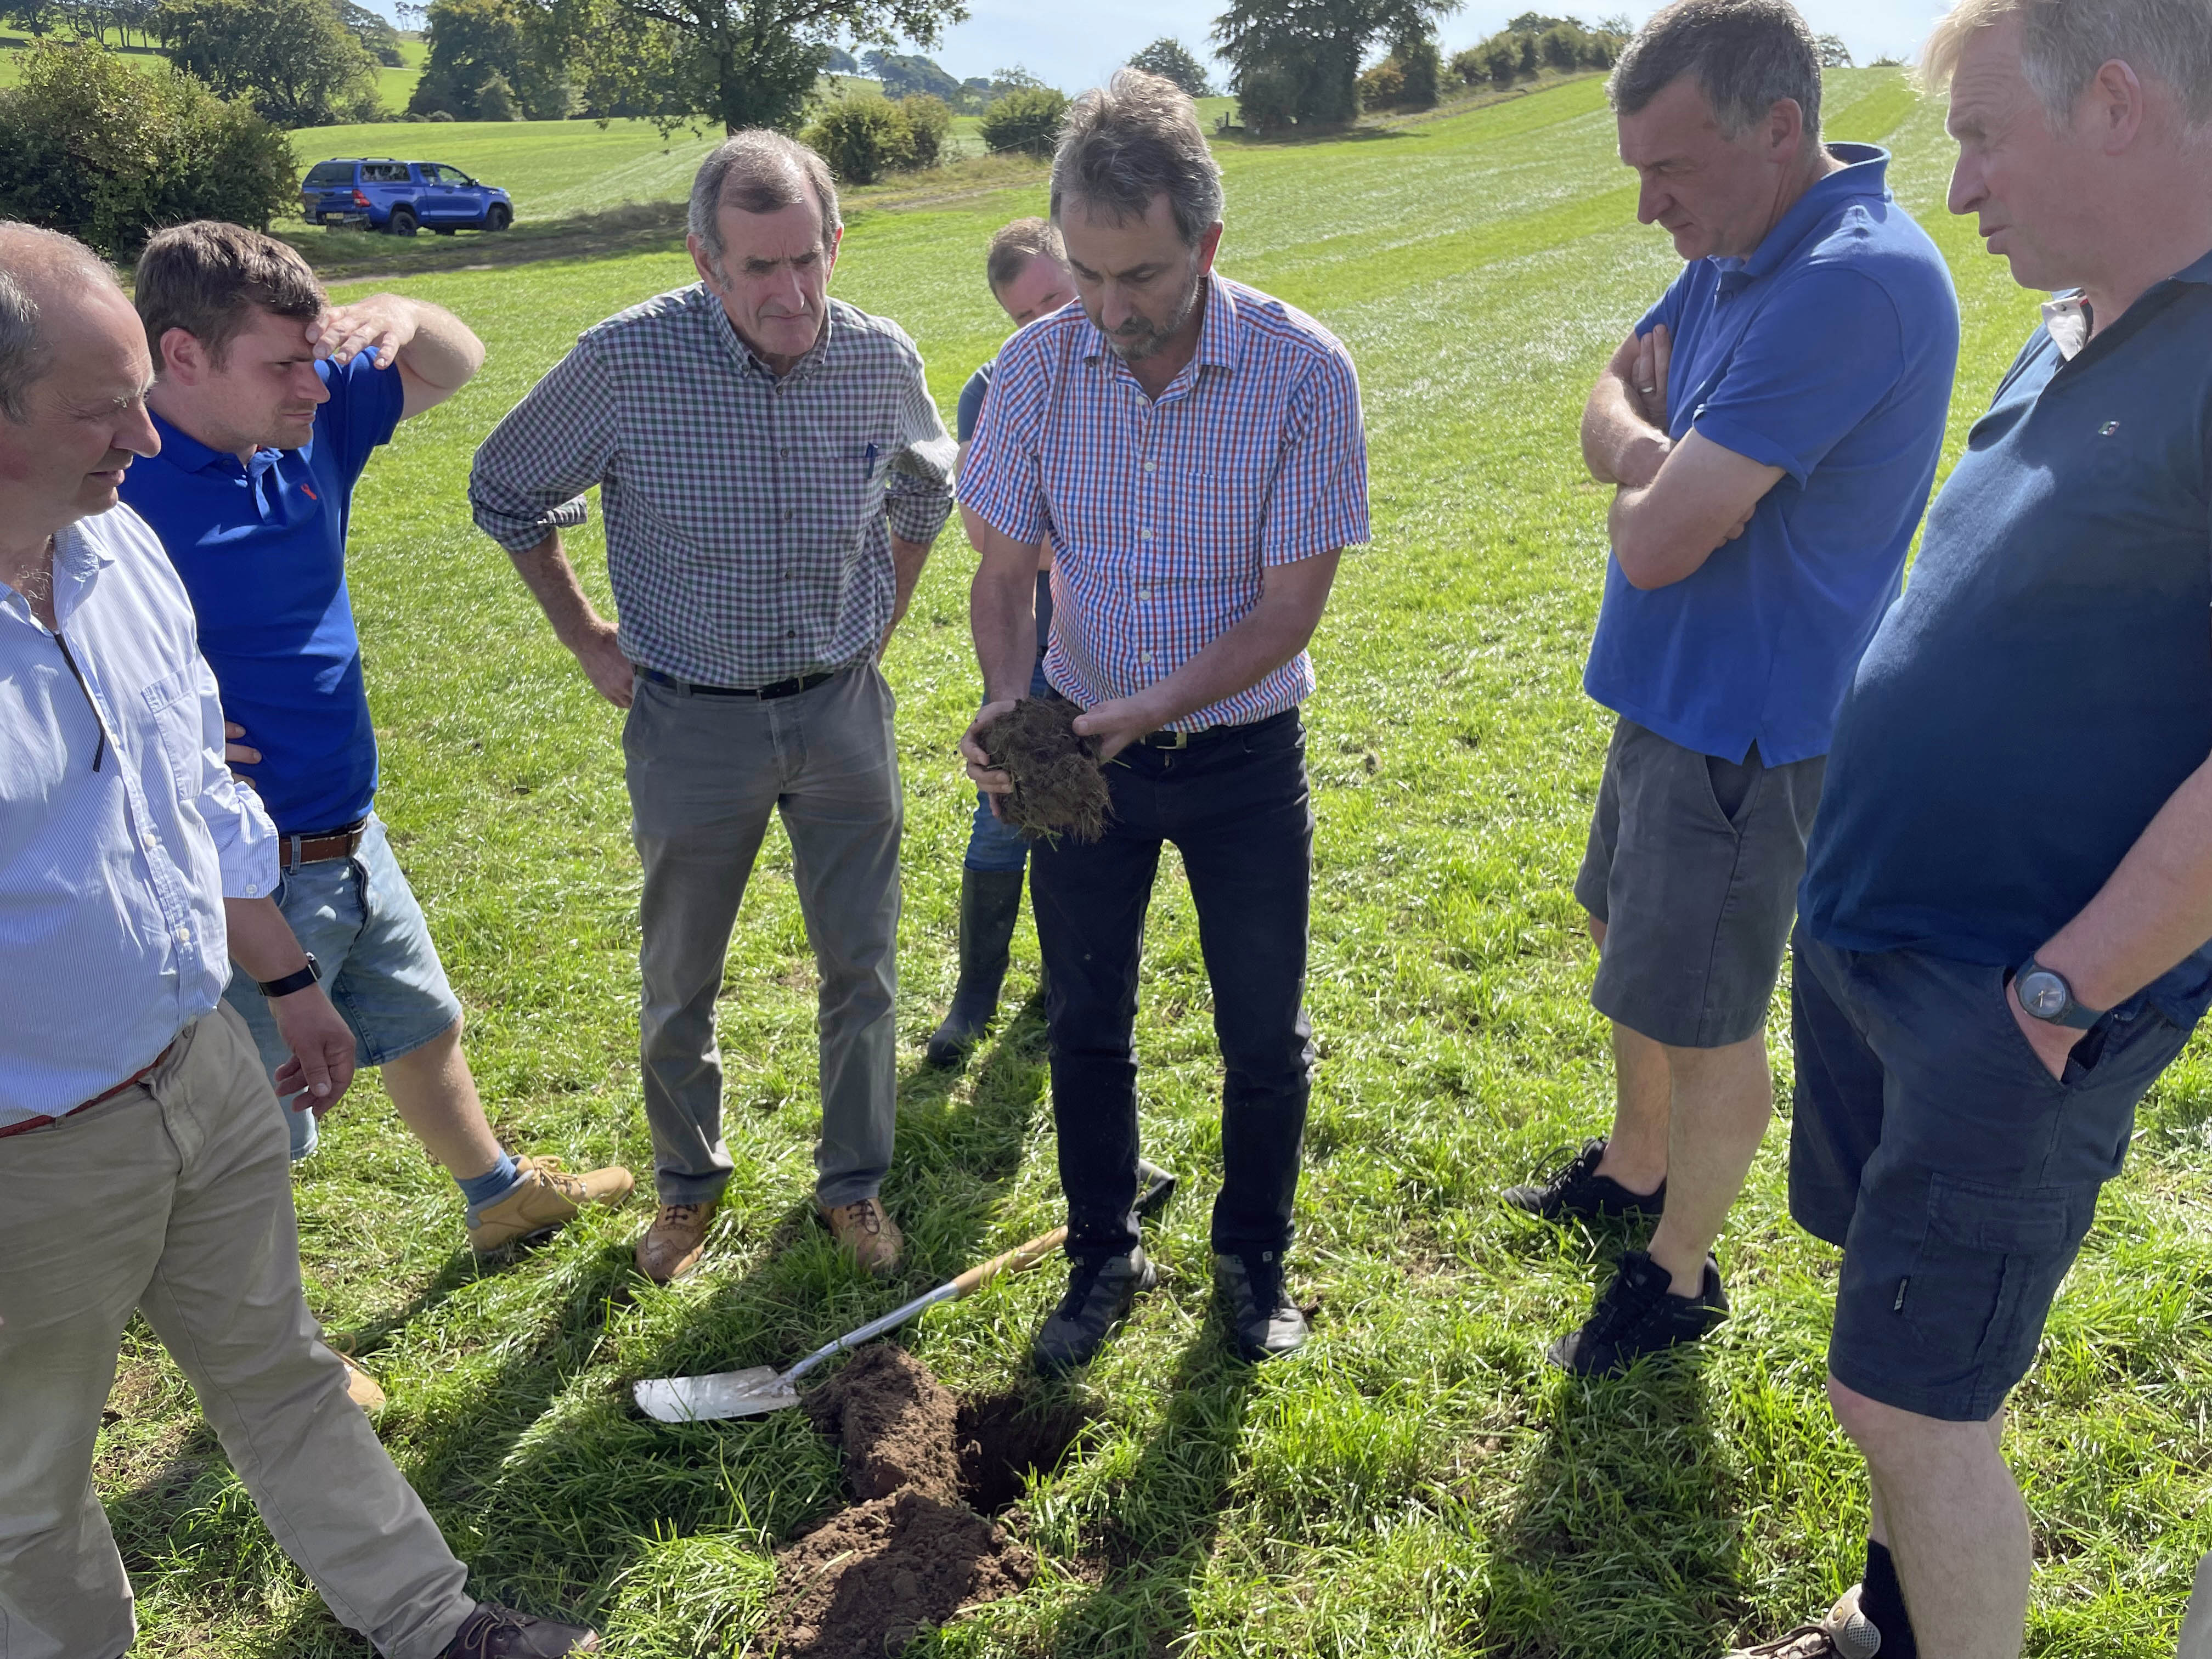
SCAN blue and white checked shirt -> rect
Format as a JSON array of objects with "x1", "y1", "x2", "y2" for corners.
[
  {"x1": 960, "y1": 273, "x2": 1370, "y2": 730},
  {"x1": 470, "y1": 286, "x2": 956, "y2": 686},
  {"x1": 1, "y1": 506, "x2": 277, "y2": 1126}
]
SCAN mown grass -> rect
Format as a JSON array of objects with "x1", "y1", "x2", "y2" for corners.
[{"x1": 94, "y1": 68, "x2": 2212, "y2": 1658}]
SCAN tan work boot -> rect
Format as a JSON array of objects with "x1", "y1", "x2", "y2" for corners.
[
  {"x1": 820, "y1": 1195, "x2": 902, "y2": 1276},
  {"x1": 634, "y1": 1201, "x2": 717, "y2": 1284},
  {"x1": 467, "y1": 1155, "x2": 635, "y2": 1253},
  {"x1": 343, "y1": 1358, "x2": 386, "y2": 1414}
]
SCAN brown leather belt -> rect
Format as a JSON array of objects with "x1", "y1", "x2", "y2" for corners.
[
  {"x1": 0, "y1": 1038, "x2": 177, "y2": 1141},
  {"x1": 279, "y1": 819, "x2": 369, "y2": 870}
]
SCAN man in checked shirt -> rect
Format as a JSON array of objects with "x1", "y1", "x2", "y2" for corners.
[
  {"x1": 960, "y1": 70, "x2": 1370, "y2": 1374},
  {"x1": 470, "y1": 131, "x2": 955, "y2": 1284}
]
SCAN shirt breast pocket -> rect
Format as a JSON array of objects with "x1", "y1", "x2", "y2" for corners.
[{"x1": 139, "y1": 665, "x2": 205, "y2": 805}]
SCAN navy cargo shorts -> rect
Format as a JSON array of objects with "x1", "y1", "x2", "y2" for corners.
[{"x1": 1789, "y1": 931, "x2": 2196, "y2": 1421}]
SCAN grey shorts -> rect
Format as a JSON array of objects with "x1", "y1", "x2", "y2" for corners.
[{"x1": 1573, "y1": 717, "x2": 1825, "y2": 1048}]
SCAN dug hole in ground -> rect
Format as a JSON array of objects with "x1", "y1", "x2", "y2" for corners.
[{"x1": 766, "y1": 1344, "x2": 1094, "y2": 1657}]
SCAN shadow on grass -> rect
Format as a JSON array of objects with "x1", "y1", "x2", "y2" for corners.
[{"x1": 1476, "y1": 1350, "x2": 1749, "y2": 1658}]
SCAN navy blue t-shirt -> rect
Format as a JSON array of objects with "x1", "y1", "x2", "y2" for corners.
[
  {"x1": 956, "y1": 359, "x2": 993, "y2": 444},
  {"x1": 124, "y1": 354, "x2": 405, "y2": 834},
  {"x1": 1583, "y1": 146, "x2": 1959, "y2": 764},
  {"x1": 1803, "y1": 252, "x2": 2212, "y2": 1022}
]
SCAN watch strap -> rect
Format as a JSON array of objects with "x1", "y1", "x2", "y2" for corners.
[
  {"x1": 2017, "y1": 955, "x2": 2106, "y2": 1030},
  {"x1": 257, "y1": 953, "x2": 320, "y2": 999}
]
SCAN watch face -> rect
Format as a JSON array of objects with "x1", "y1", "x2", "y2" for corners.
[{"x1": 2020, "y1": 970, "x2": 2068, "y2": 1018}]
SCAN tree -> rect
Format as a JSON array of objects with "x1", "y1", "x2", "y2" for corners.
[
  {"x1": 158, "y1": 0, "x2": 382, "y2": 126},
  {"x1": 411, "y1": 0, "x2": 574, "y2": 120},
  {"x1": 0, "y1": 40, "x2": 295, "y2": 257},
  {"x1": 1127, "y1": 36, "x2": 1213, "y2": 96},
  {"x1": 1815, "y1": 32, "x2": 1852, "y2": 67},
  {"x1": 894, "y1": 89, "x2": 947, "y2": 165},
  {"x1": 977, "y1": 82, "x2": 1065, "y2": 155},
  {"x1": 802, "y1": 93, "x2": 908, "y2": 179},
  {"x1": 859, "y1": 46, "x2": 959, "y2": 100},
  {"x1": 1212, "y1": 0, "x2": 1459, "y2": 134},
  {"x1": 332, "y1": 0, "x2": 405, "y2": 63},
  {"x1": 1393, "y1": 27, "x2": 1438, "y2": 105},
  {"x1": 823, "y1": 42, "x2": 854, "y2": 70}
]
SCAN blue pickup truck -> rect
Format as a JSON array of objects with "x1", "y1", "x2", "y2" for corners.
[{"x1": 300, "y1": 159, "x2": 514, "y2": 236}]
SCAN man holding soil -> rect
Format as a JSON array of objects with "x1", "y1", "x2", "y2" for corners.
[
  {"x1": 1508, "y1": 0, "x2": 1957, "y2": 1376},
  {"x1": 959, "y1": 69, "x2": 1369, "y2": 1373},
  {"x1": 926, "y1": 216, "x2": 1075, "y2": 1069}
]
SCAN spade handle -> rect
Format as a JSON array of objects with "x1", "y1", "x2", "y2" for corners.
[{"x1": 950, "y1": 1224, "x2": 1068, "y2": 1299}]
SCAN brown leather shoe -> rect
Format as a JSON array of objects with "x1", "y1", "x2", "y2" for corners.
[
  {"x1": 820, "y1": 1195, "x2": 902, "y2": 1275},
  {"x1": 343, "y1": 1359, "x2": 386, "y2": 1414},
  {"x1": 468, "y1": 1155, "x2": 636, "y2": 1253},
  {"x1": 436, "y1": 1602, "x2": 600, "y2": 1656},
  {"x1": 634, "y1": 1200, "x2": 717, "y2": 1283}
]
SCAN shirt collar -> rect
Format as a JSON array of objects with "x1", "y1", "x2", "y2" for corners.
[
  {"x1": 148, "y1": 409, "x2": 268, "y2": 477},
  {"x1": 1079, "y1": 269, "x2": 1241, "y2": 386},
  {"x1": 707, "y1": 286, "x2": 837, "y2": 385},
  {"x1": 2041, "y1": 294, "x2": 2091, "y2": 359},
  {"x1": 1715, "y1": 143, "x2": 1892, "y2": 293}
]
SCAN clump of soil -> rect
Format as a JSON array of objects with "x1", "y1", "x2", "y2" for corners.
[
  {"x1": 766, "y1": 1346, "x2": 1040, "y2": 1658},
  {"x1": 984, "y1": 697, "x2": 1112, "y2": 842}
]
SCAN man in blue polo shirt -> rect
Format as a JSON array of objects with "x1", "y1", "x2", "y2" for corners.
[
  {"x1": 1504, "y1": 0, "x2": 1958, "y2": 1380},
  {"x1": 121, "y1": 225, "x2": 633, "y2": 1341},
  {"x1": 1751, "y1": 1, "x2": 2212, "y2": 1654}
]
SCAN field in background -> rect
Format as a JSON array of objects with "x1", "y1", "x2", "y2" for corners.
[{"x1": 91, "y1": 69, "x2": 2212, "y2": 1658}]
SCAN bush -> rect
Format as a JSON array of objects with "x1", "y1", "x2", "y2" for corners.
[
  {"x1": 803, "y1": 97, "x2": 912, "y2": 184},
  {"x1": 1538, "y1": 25, "x2": 1581, "y2": 71},
  {"x1": 1485, "y1": 40, "x2": 1521, "y2": 85},
  {"x1": 895, "y1": 92, "x2": 950, "y2": 169},
  {"x1": 1397, "y1": 35, "x2": 1440, "y2": 106},
  {"x1": 1448, "y1": 45, "x2": 1485, "y2": 85},
  {"x1": 427, "y1": 107, "x2": 454, "y2": 119},
  {"x1": 978, "y1": 84, "x2": 1068, "y2": 156},
  {"x1": 0, "y1": 40, "x2": 296, "y2": 258},
  {"x1": 1355, "y1": 57, "x2": 1402, "y2": 109},
  {"x1": 475, "y1": 67, "x2": 520, "y2": 119}
]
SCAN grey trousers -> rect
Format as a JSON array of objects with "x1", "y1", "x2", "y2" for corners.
[
  {"x1": 624, "y1": 661, "x2": 902, "y2": 1209},
  {"x1": 0, "y1": 1006, "x2": 475, "y2": 1659},
  {"x1": 2182, "y1": 1551, "x2": 2211, "y2": 1659}
]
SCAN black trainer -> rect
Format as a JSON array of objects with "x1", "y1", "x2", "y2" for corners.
[
  {"x1": 1545, "y1": 1248, "x2": 1726, "y2": 1375},
  {"x1": 1032, "y1": 1247, "x2": 1156, "y2": 1376},
  {"x1": 437, "y1": 1603, "x2": 601, "y2": 1657},
  {"x1": 1503, "y1": 1138, "x2": 1664, "y2": 1223},
  {"x1": 1216, "y1": 1250, "x2": 1308, "y2": 1363}
]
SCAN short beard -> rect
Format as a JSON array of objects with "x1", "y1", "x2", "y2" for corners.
[{"x1": 1101, "y1": 262, "x2": 1204, "y2": 363}]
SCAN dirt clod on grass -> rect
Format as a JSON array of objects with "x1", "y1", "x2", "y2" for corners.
[
  {"x1": 984, "y1": 697, "x2": 1111, "y2": 842},
  {"x1": 768, "y1": 1346, "x2": 1036, "y2": 1657}
]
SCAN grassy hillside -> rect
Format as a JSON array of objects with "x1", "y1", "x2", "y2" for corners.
[{"x1": 95, "y1": 69, "x2": 2212, "y2": 1659}]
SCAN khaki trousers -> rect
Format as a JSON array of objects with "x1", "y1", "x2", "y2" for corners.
[{"x1": 0, "y1": 1006, "x2": 476, "y2": 1659}]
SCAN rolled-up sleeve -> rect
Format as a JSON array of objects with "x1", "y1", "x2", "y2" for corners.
[
  {"x1": 190, "y1": 653, "x2": 276, "y2": 899},
  {"x1": 956, "y1": 333, "x2": 1050, "y2": 546},
  {"x1": 885, "y1": 348, "x2": 956, "y2": 544},
  {"x1": 470, "y1": 335, "x2": 618, "y2": 553},
  {"x1": 1261, "y1": 350, "x2": 1370, "y2": 565}
]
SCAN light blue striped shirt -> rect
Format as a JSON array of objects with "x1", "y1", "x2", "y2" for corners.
[{"x1": 1, "y1": 505, "x2": 278, "y2": 1126}]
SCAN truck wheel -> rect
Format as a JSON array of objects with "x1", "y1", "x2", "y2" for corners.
[
  {"x1": 486, "y1": 204, "x2": 512, "y2": 232},
  {"x1": 389, "y1": 207, "x2": 418, "y2": 237}
]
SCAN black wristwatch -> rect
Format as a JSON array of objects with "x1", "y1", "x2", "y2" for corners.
[
  {"x1": 257, "y1": 953, "x2": 321, "y2": 999},
  {"x1": 2013, "y1": 955, "x2": 2106, "y2": 1030}
]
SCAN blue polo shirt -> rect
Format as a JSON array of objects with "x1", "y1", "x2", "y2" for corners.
[
  {"x1": 1582, "y1": 145, "x2": 1959, "y2": 764},
  {"x1": 123, "y1": 354, "x2": 404, "y2": 834},
  {"x1": 1803, "y1": 251, "x2": 2212, "y2": 1023}
]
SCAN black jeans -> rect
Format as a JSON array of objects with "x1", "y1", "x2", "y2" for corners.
[{"x1": 1029, "y1": 707, "x2": 1316, "y2": 1262}]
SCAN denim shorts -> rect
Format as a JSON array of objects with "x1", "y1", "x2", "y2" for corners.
[
  {"x1": 225, "y1": 812, "x2": 464, "y2": 1160},
  {"x1": 1575, "y1": 716, "x2": 1826, "y2": 1048},
  {"x1": 1790, "y1": 932, "x2": 2196, "y2": 1421}
]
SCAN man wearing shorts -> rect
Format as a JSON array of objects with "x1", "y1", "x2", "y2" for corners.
[
  {"x1": 1741, "y1": 1, "x2": 2212, "y2": 1653},
  {"x1": 1505, "y1": 0, "x2": 1957, "y2": 1376}
]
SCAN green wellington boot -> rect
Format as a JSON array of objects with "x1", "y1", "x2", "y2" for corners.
[{"x1": 926, "y1": 867, "x2": 1026, "y2": 1069}]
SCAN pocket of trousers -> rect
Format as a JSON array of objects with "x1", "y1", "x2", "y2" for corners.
[{"x1": 1904, "y1": 1173, "x2": 2089, "y2": 1369}]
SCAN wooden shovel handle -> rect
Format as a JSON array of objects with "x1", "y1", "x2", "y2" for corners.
[{"x1": 950, "y1": 1224, "x2": 1069, "y2": 1299}]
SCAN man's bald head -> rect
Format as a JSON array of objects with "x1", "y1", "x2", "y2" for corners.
[{"x1": 0, "y1": 223, "x2": 131, "y2": 424}]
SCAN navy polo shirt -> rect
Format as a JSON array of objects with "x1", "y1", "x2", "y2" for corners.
[
  {"x1": 1582, "y1": 145, "x2": 1960, "y2": 764},
  {"x1": 1803, "y1": 250, "x2": 2212, "y2": 1022},
  {"x1": 956, "y1": 358, "x2": 993, "y2": 443},
  {"x1": 123, "y1": 354, "x2": 404, "y2": 834}
]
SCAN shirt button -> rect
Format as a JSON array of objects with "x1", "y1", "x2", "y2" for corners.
[
  {"x1": 245, "y1": 884, "x2": 259, "y2": 896},
  {"x1": 1141, "y1": 529, "x2": 1153, "y2": 540},
  {"x1": 1138, "y1": 588, "x2": 1152, "y2": 600},
  {"x1": 142, "y1": 831, "x2": 157, "y2": 851},
  {"x1": 1143, "y1": 461, "x2": 1156, "y2": 473},
  {"x1": 173, "y1": 927, "x2": 191, "y2": 944},
  {"x1": 1139, "y1": 650, "x2": 1155, "y2": 664}
]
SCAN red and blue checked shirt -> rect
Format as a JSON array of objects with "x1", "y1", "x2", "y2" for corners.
[{"x1": 959, "y1": 273, "x2": 1369, "y2": 731}]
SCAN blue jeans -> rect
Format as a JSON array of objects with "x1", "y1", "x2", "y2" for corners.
[
  {"x1": 965, "y1": 650, "x2": 1054, "y2": 873},
  {"x1": 225, "y1": 813, "x2": 464, "y2": 1161},
  {"x1": 1030, "y1": 706, "x2": 1315, "y2": 1261}
]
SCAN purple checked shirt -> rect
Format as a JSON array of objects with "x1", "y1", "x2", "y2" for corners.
[{"x1": 959, "y1": 273, "x2": 1369, "y2": 730}]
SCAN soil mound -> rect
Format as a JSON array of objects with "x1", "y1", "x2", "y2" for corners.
[
  {"x1": 984, "y1": 697, "x2": 1111, "y2": 842},
  {"x1": 803, "y1": 1343, "x2": 964, "y2": 1503}
]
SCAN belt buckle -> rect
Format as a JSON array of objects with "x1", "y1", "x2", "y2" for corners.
[{"x1": 1150, "y1": 728, "x2": 1189, "y2": 750}]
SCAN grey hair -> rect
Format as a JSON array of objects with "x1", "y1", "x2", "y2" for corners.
[
  {"x1": 687, "y1": 130, "x2": 843, "y2": 272},
  {"x1": 1609, "y1": 0, "x2": 1825, "y2": 142},
  {"x1": 1050, "y1": 67, "x2": 1223, "y2": 246},
  {"x1": 0, "y1": 222, "x2": 121, "y2": 424},
  {"x1": 1923, "y1": 0, "x2": 2212, "y2": 126}
]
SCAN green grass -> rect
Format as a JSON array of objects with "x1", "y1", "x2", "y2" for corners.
[{"x1": 95, "y1": 67, "x2": 2212, "y2": 1658}]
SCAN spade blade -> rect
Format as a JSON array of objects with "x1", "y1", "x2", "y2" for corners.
[{"x1": 633, "y1": 1367, "x2": 800, "y2": 1423}]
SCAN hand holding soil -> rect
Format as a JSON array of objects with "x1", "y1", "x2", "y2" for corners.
[{"x1": 972, "y1": 697, "x2": 1113, "y2": 842}]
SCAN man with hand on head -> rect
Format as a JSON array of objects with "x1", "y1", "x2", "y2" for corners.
[
  {"x1": 120, "y1": 225, "x2": 634, "y2": 1367},
  {"x1": 472, "y1": 131, "x2": 955, "y2": 1285},
  {"x1": 1753, "y1": 1, "x2": 2212, "y2": 1654},
  {"x1": 926, "y1": 216, "x2": 1076, "y2": 1069},
  {"x1": 960, "y1": 69, "x2": 1369, "y2": 1374},
  {"x1": 0, "y1": 223, "x2": 597, "y2": 1659},
  {"x1": 1506, "y1": 0, "x2": 1957, "y2": 1379}
]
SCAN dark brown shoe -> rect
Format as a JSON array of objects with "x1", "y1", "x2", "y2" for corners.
[
  {"x1": 437, "y1": 1602, "x2": 600, "y2": 1656},
  {"x1": 634, "y1": 1200, "x2": 716, "y2": 1284},
  {"x1": 819, "y1": 1194, "x2": 902, "y2": 1274}
]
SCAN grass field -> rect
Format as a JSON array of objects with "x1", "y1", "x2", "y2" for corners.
[{"x1": 93, "y1": 67, "x2": 2212, "y2": 1658}]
